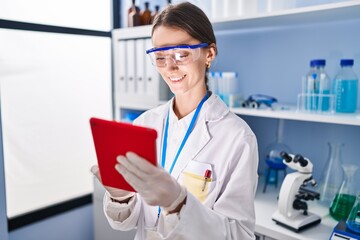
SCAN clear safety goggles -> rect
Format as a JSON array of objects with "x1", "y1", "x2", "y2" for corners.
[{"x1": 146, "y1": 43, "x2": 208, "y2": 68}]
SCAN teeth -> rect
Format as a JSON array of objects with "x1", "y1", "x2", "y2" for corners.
[{"x1": 169, "y1": 75, "x2": 185, "y2": 82}]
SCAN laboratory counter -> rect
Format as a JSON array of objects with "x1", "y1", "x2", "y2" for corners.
[{"x1": 254, "y1": 177, "x2": 338, "y2": 240}]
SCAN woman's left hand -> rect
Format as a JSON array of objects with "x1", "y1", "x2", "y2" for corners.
[{"x1": 116, "y1": 152, "x2": 185, "y2": 210}]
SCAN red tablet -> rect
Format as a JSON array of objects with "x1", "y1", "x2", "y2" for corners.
[{"x1": 90, "y1": 117, "x2": 157, "y2": 192}]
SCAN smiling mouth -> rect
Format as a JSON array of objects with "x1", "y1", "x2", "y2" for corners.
[{"x1": 169, "y1": 74, "x2": 186, "y2": 82}]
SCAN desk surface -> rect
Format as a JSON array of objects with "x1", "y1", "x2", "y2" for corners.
[{"x1": 255, "y1": 179, "x2": 337, "y2": 240}]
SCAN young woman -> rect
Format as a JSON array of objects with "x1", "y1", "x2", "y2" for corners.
[{"x1": 92, "y1": 2, "x2": 259, "y2": 239}]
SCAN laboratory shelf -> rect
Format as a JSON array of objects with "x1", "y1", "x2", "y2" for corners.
[
  {"x1": 212, "y1": 0, "x2": 360, "y2": 32},
  {"x1": 113, "y1": 1, "x2": 360, "y2": 39},
  {"x1": 231, "y1": 107, "x2": 360, "y2": 126}
]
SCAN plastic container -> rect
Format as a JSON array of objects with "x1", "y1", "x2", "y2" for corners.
[
  {"x1": 266, "y1": 0, "x2": 295, "y2": 12},
  {"x1": 207, "y1": 71, "x2": 220, "y2": 95},
  {"x1": 333, "y1": 59, "x2": 358, "y2": 113},
  {"x1": 224, "y1": 0, "x2": 257, "y2": 18},
  {"x1": 302, "y1": 59, "x2": 333, "y2": 112},
  {"x1": 218, "y1": 72, "x2": 242, "y2": 107}
]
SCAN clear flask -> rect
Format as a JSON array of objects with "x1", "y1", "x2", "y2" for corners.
[
  {"x1": 317, "y1": 142, "x2": 344, "y2": 206},
  {"x1": 262, "y1": 119, "x2": 290, "y2": 192},
  {"x1": 329, "y1": 164, "x2": 358, "y2": 221},
  {"x1": 346, "y1": 192, "x2": 360, "y2": 234},
  {"x1": 333, "y1": 59, "x2": 358, "y2": 113},
  {"x1": 303, "y1": 59, "x2": 332, "y2": 112}
]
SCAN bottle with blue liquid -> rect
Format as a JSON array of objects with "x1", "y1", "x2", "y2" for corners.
[
  {"x1": 304, "y1": 59, "x2": 332, "y2": 112},
  {"x1": 333, "y1": 59, "x2": 358, "y2": 113}
]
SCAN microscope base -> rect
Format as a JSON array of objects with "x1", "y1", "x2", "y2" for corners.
[{"x1": 272, "y1": 210, "x2": 321, "y2": 232}]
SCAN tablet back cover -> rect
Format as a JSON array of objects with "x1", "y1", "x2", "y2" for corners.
[{"x1": 90, "y1": 117, "x2": 157, "y2": 192}]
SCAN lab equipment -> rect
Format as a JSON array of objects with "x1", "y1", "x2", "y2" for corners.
[
  {"x1": 330, "y1": 220, "x2": 360, "y2": 240},
  {"x1": 263, "y1": 119, "x2": 290, "y2": 193},
  {"x1": 128, "y1": 0, "x2": 141, "y2": 27},
  {"x1": 218, "y1": 72, "x2": 242, "y2": 107},
  {"x1": 346, "y1": 192, "x2": 360, "y2": 234},
  {"x1": 317, "y1": 142, "x2": 344, "y2": 207},
  {"x1": 151, "y1": 5, "x2": 160, "y2": 23},
  {"x1": 333, "y1": 59, "x2": 358, "y2": 113},
  {"x1": 140, "y1": 2, "x2": 152, "y2": 25},
  {"x1": 207, "y1": 71, "x2": 220, "y2": 95},
  {"x1": 330, "y1": 164, "x2": 358, "y2": 221},
  {"x1": 272, "y1": 152, "x2": 321, "y2": 232},
  {"x1": 241, "y1": 94, "x2": 277, "y2": 109},
  {"x1": 301, "y1": 59, "x2": 333, "y2": 113}
]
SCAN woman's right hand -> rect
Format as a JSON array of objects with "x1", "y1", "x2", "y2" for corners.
[{"x1": 91, "y1": 165, "x2": 134, "y2": 200}]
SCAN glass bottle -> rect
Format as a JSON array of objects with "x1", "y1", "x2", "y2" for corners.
[
  {"x1": 128, "y1": 0, "x2": 140, "y2": 27},
  {"x1": 333, "y1": 59, "x2": 358, "y2": 113},
  {"x1": 329, "y1": 164, "x2": 358, "y2": 221},
  {"x1": 317, "y1": 142, "x2": 344, "y2": 207},
  {"x1": 151, "y1": 5, "x2": 160, "y2": 24},
  {"x1": 140, "y1": 2, "x2": 152, "y2": 25},
  {"x1": 346, "y1": 192, "x2": 360, "y2": 234},
  {"x1": 303, "y1": 59, "x2": 332, "y2": 112}
]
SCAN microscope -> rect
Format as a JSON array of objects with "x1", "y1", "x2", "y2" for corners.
[{"x1": 272, "y1": 151, "x2": 321, "y2": 232}]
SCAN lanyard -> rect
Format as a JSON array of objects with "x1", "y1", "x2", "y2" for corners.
[
  {"x1": 156, "y1": 91, "x2": 209, "y2": 221},
  {"x1": 161, "y1": 91, "x2": 210, "y2": 173}
]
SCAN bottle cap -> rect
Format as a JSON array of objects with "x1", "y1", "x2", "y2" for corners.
[
  {"x1": 310, "y1": 59, "x2": 326, "y2": 67},
  {"x1": 340, "y1": 59, "x2": 354, "y2": 67}
]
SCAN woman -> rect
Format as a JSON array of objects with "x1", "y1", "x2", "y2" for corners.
[{"x1": 92, "y1": 2, "x2": 259, "y2": 239}]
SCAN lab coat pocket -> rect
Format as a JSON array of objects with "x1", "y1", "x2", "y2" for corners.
[{"x1": 181, "y1": 161, "x2": 215, "y2": 203}]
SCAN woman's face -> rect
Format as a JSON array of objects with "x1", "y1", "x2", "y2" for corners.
[{"x1": 151, "y1": 26, "x2": 215, "y2": 97}]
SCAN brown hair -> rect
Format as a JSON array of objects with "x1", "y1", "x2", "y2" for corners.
[{"x1": 152, "y1": 2, "x2": 216, "y2": 49}]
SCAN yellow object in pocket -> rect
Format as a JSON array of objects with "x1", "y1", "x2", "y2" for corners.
[{"x1": 183, "y1": 171, "x2": 212, "y2": 203}]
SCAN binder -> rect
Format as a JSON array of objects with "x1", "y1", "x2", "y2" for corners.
[
  {"x1": 126, "y1": 39, "x2": 136, "y2": 95},
  {"x1": 117, "y1": 40, "x2": 127, "y2": 95},
  {"x1": 135, "y1": 39, "x2": 146, "y2": 95},
  {"x1": 144, "y1": 38, "x2": 161, "y2": 104}
]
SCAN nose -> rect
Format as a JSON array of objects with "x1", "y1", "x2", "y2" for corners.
[{"x1": 164, "y1": 55, "x2": 178, "y2": 69}]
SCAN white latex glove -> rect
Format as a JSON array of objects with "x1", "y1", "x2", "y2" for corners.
[
  {"x1": 116, "y1": 152, "x2": 186, "y2": 210},
  {"x1": 91, "y1": 165, "x2": 134, "y2": 200}
]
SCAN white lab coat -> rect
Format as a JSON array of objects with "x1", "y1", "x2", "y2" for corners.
[{"x1": 103, "y1": 93, "x2": 259, "y2": 240}]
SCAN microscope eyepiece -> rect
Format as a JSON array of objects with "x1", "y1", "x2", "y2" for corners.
[
  {"x1": 294, "y1": 154, "x2": 308, "y2": 167},
  {"x1": 280, "y1": 151, "x2": 292, "y2": 163}
]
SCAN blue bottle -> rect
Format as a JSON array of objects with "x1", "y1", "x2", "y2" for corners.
[
  {"x1": 304, "y1": 59, "x2": 331, "y2": 112},
  {"x1": 333, "y1": 59, "x2": 358, "y2": 113}
]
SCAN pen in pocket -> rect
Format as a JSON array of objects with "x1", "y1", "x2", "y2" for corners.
[{"x1": 201, "y1": 169, "x2": 212, "y2": 192}]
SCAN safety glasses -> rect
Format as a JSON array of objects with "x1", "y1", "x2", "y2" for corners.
[{"x1": 146, "y1": 43, "x2": 208, "y2": 68}]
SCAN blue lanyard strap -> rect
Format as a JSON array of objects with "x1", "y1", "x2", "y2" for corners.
[
  {"x1": 157, "y1": 91, "x2": 209, "y2": 220},
  {"x1": 161, "y1": 91, "x2": 210, "y2": 173}
]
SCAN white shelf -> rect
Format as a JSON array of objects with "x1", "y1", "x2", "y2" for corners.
[
  {"x1": 212, "y1": 1, "x2": 360, "y2": 32},
  {"x1": 231, "y1": 107, "x2": 360, "y2": 126},
  {"x1": 113, "y1": 1, "x2": 360, "y2": 39}
]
